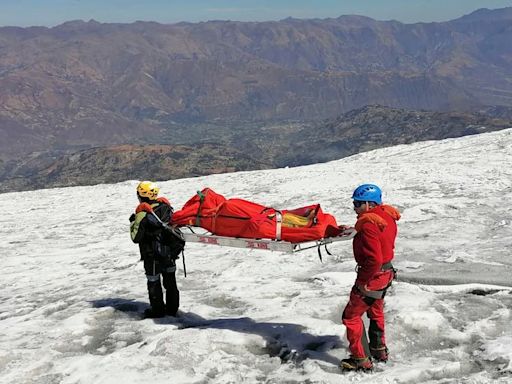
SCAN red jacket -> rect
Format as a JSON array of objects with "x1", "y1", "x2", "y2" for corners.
[{"x1": 353, "y1": 205, "x2": 401, "y2": 289}]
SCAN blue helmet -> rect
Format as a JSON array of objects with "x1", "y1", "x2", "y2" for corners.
[{"x1": 352, "y1": 184, "x2": 382, "y2": 204}]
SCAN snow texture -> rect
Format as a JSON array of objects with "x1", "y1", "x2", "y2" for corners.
[{"x1": 1, "y1": 129, "x2": 512, "y2": 383}]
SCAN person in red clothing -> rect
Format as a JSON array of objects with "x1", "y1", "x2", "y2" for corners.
[{"x1": 340, "y1": 184, "x2": 401, "y2": 371}]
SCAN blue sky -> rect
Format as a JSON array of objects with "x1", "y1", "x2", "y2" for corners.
[{"x1": 0, "y1": 0, "x2": 511, "y2": 27}]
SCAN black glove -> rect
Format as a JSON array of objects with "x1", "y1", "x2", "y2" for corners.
[{"x1": 129, "y1": 213, "x2": 136, "y2": 222}]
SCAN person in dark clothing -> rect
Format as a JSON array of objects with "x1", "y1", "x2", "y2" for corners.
[
  {"x1": 340, "y1": 184, "x2": 401, "y2": 372},
  {"x1": 130, "y1": 181, "x2": 180, "y2": 318}
]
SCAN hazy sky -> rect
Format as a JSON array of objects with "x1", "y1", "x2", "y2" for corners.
[{"x1": 0, "y1": 0, "x2": 511, "y2": 27}]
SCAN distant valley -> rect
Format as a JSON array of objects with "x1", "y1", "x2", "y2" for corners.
[{"x1": 1, "y1": 105, "x2": 510, "y2": 192}]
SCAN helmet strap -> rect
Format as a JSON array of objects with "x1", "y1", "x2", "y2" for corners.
[{"x1": 138, "y1": 195, "x2": 151, "y2": 203}]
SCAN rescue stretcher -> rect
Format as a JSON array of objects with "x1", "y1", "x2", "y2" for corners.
[{"x1": 179, "y1": 226, "x2": 357, "y2": 254}]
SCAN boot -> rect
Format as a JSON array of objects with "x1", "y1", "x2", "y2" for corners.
[
  {"x1": 165, "y1": 288, "x2": 180, "y2": 316},
  {"x1": 145, "y1": 280, "x2": 165, "y2": 318},
  {"x1": 370, "y1": 346, "x2": 389, "y2": 363},
  {"x1": 368, "y1": 319, "x2": 388, "y2": 362},
  {"x1": 340, "y1": 356, "x2": 373, "y2": 372},
  {"x1": 143, "y1": 307, "x2": 166, "y2": 319}
]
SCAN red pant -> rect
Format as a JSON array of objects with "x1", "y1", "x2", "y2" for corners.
[{"x1": 342, "y1": 287, "x2": 387, "y2": 358}]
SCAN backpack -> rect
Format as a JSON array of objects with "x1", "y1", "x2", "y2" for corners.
[
  {"x1": 151, "y1": 202, "x2": 186, "y2": 260},
  {"x1": 158, "y1": 225, "x2": 185, "y2": 260}
]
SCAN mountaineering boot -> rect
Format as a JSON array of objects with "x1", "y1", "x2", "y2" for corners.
[
  {"x1": 340, "y1": 356, "x2": 373, "y2": 372},
  {"x1": 145, "y1": 280, "x2": 166, "y2": 319},
  {"x1": 370, "y1": 346, "x2": 389, "y2": 363},
  {"x1": 143, "y1": 307, "x2": 166, "y2": 319},
  {"x1": 368, "y1": 319, "x2": 386, "y2": 357},
  {"x1": 165, "y1": 289, "x2": 180, "y2": 316}
]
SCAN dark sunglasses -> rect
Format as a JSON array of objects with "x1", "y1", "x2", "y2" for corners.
[{"x1": 353, "y1": 200, "x2": 367, "y2": 208}]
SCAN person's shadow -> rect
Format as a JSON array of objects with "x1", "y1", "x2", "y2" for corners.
[{"x1": 90, "y1": 298, "x2": 344, "y2": 367}]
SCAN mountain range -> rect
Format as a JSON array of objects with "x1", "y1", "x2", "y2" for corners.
[{"x1": 1, "y1": 7, "x2": 512, "y2": 191}]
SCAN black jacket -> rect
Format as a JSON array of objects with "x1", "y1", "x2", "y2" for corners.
[{"x1": 130, "y1": 200, "x2": 173, "y2": 261}]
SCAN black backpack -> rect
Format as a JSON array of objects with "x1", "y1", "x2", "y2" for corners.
[
  {"x1": 151, "y1": 203, "x2": 186, "y2": 260},
  {"x1": 158, "y1": 225, "x2": 185, "y2": 260}
]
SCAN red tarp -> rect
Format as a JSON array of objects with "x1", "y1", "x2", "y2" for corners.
[{"x1": 170, "y1": 188, "x2": 343, "y2": 242}]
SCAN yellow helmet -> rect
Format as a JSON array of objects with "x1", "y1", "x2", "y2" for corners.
[{"x1": 136, "y1": 181, "x2": 159, "y2": 200}]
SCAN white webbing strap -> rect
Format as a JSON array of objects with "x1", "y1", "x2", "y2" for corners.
[{"x1": 275, "y1": 211, "x2": 282, "y2": 241}]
